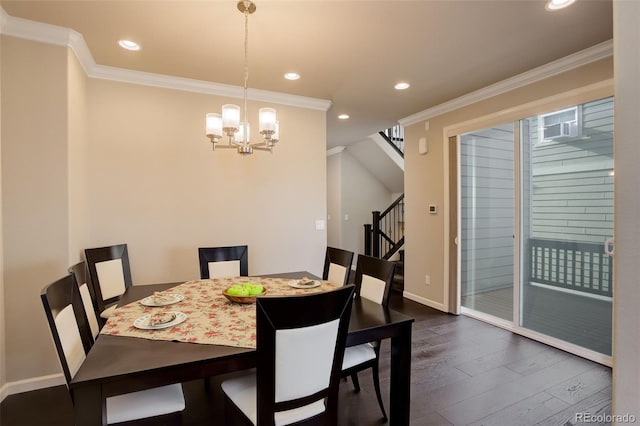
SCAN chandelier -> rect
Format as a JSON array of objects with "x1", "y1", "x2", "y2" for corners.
[{"x1": 205, "y1": 0, "x2": 279, "y2": 155}]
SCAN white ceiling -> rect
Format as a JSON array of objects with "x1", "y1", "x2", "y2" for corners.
[{"x1": 0, "y1": 0, "x2": 613, "y2": 148}]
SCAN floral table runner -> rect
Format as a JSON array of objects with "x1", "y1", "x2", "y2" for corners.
[{"x1": 100, "y1": 276, "x2": 338, "y2": 349}]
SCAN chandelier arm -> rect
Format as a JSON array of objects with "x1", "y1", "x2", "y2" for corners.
[{"x1": 252, "y1": 146, "x2": 273, "y2": 153}]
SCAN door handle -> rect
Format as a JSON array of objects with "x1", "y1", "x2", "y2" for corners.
[{"x1": 604, "y1": 237, "x2": 615, "y2": 256}]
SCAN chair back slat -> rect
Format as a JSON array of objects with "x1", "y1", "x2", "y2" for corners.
[
  {"x1": 360, "y1": 274, "x2": 387, "y2": 305},
  {"x1": 41, "y1": 275, "x2": 92, "y2": 384},
  {"x1": 208, "y1": 260, "x2": 241, "y2": 279},
  {"x1": 78, "y1": 284, "x2": 100, "y2": 339},
  {"x1": 54, "y1": 304, "x2": 86, "y2": 378},
  {"x1": 275, "y1": 319, "x2": 340, "y2": 402},
  {"x1": 323, "y1": 247, "x2": 354, "y2": 285},
  {"x1": 354, "y1": 254, "x2": 396, "y2": 309},
  {"x1": 327, "y1": 263, "x2": 348, "y2": 287},
  {"x1": 95, "y1": 258, "x2": 127, "y2": 299},
  {"x1": 85, "y1": 244, "x2": 132, "y2": 315},
  {"x1": 69, "y1": 261, "x2": 100, "y2": 342},
  {"x1": 255, "y1": 285, "x2": 355, "y2": 425},
  {"x1": 198, "y1": 246, "x2": 248, "y2": 279}
]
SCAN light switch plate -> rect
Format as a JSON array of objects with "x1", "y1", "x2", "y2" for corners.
[{"x1": 315, "y1": 220, "x2": 325, "y2": 230}]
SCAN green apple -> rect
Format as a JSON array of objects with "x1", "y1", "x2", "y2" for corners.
[{"x1": 248, "y1": 284, "x2": 264, "y2": 295}]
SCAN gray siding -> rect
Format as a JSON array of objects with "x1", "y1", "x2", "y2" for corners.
[
  {"x1": 460, "y1": 124, "x2": 515, "y2": 295},
  {"x1": 527, "y1": 97, "x2": 614, "y2": 244}
]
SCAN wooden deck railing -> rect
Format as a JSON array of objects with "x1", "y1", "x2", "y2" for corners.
[{"x1": 527, "y1": 238, "x2": 613, "y2": 297}]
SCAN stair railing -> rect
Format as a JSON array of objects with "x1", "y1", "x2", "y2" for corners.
[
  {"x1": 379, "y1": 124, "x2": 404, "y2": 157},
  {"x1": 364, "y1": 193, "x2": 405, "y2": 259}
]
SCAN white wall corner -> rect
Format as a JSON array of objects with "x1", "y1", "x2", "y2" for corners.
[
  {"x1": 326, "y1": 146, "x2": 345, "y2": 157},
  {"x1": 369, "y1": 132, "x2": 404, "y2": 171}
]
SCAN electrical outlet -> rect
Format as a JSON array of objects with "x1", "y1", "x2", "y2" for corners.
[{"x1": 425, "y1": 274, "x2": 431, "y2": 285}]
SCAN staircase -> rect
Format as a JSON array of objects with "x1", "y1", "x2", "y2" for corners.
[
  {"x1": 392, "y1": 249, "x2": 405, "y2": 293},
  {"x1": 362, "y1": 124, "x2": 406, "y2": 292}
]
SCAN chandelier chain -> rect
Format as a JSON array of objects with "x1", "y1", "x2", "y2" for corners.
[{"x1": 242, "y1": 2, "x2": 250, "y2": 141}]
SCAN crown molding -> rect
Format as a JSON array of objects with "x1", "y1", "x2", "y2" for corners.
[
  {"x1": 0, "y1": 7, "x2": 332, "y2": 112},
  {"x1": 399, "y1": 39, "x2": 613, "y2": 127}
]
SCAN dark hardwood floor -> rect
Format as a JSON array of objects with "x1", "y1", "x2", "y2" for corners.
[{"x1": 0, "y1": 293, "x2": 612, "y2": 426}]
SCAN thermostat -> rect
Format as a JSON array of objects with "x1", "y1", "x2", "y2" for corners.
[{"x1": 428, "y1": 204, "x2": 437, "y2": 214}]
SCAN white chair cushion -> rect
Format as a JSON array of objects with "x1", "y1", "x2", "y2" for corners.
[
  {"x1": 328, "y1": 263, "x2": 348, "y2": 286},
  {"x1": 221, "y1": 372, "x2": 325, "y2": 426},
  {"x1": 275, "y1": 319, "x2": 339, "y2": 402},
  {"x1": 341, "y1": 343, "x2": 376, "y2": 370},
  {"x1": 100, "y1": 304, "x2": 117, "y2": 319},
  {"x1": 54, "y1": 304, "x2": 86, "y2": 377},
  {"x1": 106, "y1": 383, "x2": 185, "y2": 424},
  {"x1": 208, "y1": 260, "x2": 241, "y2": 278},
  {"x1": 79, "y1": 283, "x2": 100, "y2": 338},
  {"x1": 95, "y1": 258, "x2": 126, "y2": 300},
  {"x1": 360, "y1": 274, "x2": 386, "y2": 305}
]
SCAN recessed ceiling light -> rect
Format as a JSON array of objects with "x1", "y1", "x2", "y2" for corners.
[
  {"x1": 118, "y1": 39, "x2": 141, "y2": 51},
  {"x1": 394, "y1": 82, "x2": 410, "y2": 90},
  {"x1": 545, "y1": 0, "x2": 576, "y2": 11},
  {"x1": 338, "y1": 114, "x2": 350, "y2": 120},
  {"x1": 284, "y1": 72, "x2": 300, "y2": 80}
]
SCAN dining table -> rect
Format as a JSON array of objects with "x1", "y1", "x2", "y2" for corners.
[{"x1": 69, "y1": 271, "x2": 414, "y2": 426}]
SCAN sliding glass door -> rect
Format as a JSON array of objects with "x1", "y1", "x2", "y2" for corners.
[
  {"x1": 458, "y1": 96, "x2": 614, "y2": 358},
  {"x1": 460, "y1": 124, "x2": 515, "y2": 322},
  {"x1": 520, "y1": 97, "x2": 614, "y2": 355}
]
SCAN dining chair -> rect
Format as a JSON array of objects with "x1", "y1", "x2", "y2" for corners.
[
  {"x1": 198, "y1": 245, "x2": 248, "y2": 279},
  {"x1": 84, "y1": 243, "x2": 133, "y2": 321},
  {"x1": 221, "y1": 284, "x2": 355, "y2": 426},
  {"x1": 41, "y1": 275, "x2": 185, "y2": 425},
  {"x1": 322, "y1": 246, "x2": 354, "y2": 286},
  {"x1": 341, "y1": 254, "x2": 396, "y2": 421},
  {"x1": 68, "y1": 261, "x2": 101, "y2": 344}
]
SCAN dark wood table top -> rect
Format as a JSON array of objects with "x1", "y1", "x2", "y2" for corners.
[{"x1": 69, "y1": 271, "x2": 414, "y2": 425}]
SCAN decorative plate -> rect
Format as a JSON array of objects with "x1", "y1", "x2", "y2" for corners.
[
  {"x1": 139, "y1": 293, "x2": 184, "y2": 307},
  {"x1": 288, "y1": 280, "x2": 321, "y2": 289},
  {"x1": 133, "y1": 311, "x2": 187, "y2": 330}
]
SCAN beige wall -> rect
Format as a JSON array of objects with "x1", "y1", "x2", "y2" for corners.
[
  {"x1": 403, "y1": 57, "x2": 613, "y2": 308},
  {"x1": 326, "y1": 151, "x2": 342, "y2": 248},
  {"x1": 1, "y1": 36, "x2": 70, "y2": 381},
  {"x1": 84, "y1": 79, "x2": 327, "y2": 286},
  {"x1": 67, "y1": 50, "x2": 89, "y2": 264},
  {"x1": 0, "y1": 27, "x2": 5, "y2": 393},
  {"x1": 0, "y1": 36, "x2": 327, "y2": 386},
  {"x1": 612, "y1": 0, "x2": 640, "y2": 418}
]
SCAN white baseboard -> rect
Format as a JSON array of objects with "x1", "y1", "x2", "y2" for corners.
[
  {"x1": 0, "y1": 373, "x2": 65, "y2": 403},
  {"x1": 402, "y1": 291, "x2": 447, "y2": 312}
]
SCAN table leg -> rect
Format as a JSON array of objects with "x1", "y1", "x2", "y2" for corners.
[
  {"x1": 71, "y1": 385, "x2": 105, "y2": 426},
  {"x1": 389, "y1": 322, "x2": 412, "y2": 426}
]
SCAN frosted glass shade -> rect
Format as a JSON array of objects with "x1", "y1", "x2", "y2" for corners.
[
  {"x1": 237, "y1": 122, "x2": 250, "y2": 143},
  {"x1": 259, "y1": 108, "x2": 277, "y2": 132},
  {"x1": 222, "y1": 104, "x2": 241, "y2": 131},
  {"x1": 206, "y1": 113, "x2": 223, "y2": 138}
]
